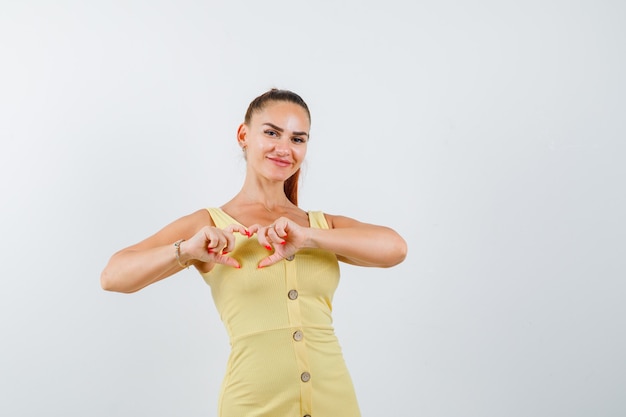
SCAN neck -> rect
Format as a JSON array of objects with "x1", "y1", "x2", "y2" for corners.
[{"x1": 239, "y1": 181, "x2": 291, "y2": 213}]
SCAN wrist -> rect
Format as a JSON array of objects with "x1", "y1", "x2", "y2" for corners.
[
  {"x1": 303, "y1": 228, "x2": 319, "y2": 249},
  {"x1": 174, "y1": 239, "x2": 190, "y2": 268}
]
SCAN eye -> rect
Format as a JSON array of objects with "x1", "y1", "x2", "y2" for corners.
[
  {"x1": 292, "y1": 137, "x2": 307, "y2": 144},
  {"x1": 264, "y1": 129, "x2": 278, "y2": 137}
]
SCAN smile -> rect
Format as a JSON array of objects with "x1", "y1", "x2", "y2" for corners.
[{"x1": 267, "y1": 157, "x2": 292, "y2": 167}]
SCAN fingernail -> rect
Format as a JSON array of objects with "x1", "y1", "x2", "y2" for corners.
[
  {"x1": 235, "y1": 265, "x2": 241, "y2": 269},
  {"x1": 280, "y1": 241, "x2": 286, "y2": 245},
  {"x1": 265, "y1": 245, "x2": 272, "y2": 250},
  {"x1": 257, "y1": 265, "x2": 264, "y2": 269},
  {"x1": 208, "y1": 248, "x2": 215, "y2": 253}
]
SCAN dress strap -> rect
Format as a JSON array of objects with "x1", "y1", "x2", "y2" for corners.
[
  {"x1": 307, "y1": 211, "x2": 330, "y2": 230},
  {"x1": 205, "y1": 207, "x2": 239, "y2": 228}
]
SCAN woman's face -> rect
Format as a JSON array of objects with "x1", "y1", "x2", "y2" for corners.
[{"x1": 239, "y1": 100, "x2": 310, "y2": 182}]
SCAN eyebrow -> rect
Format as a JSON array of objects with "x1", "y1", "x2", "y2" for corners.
[{"x1": 263, "y1": 123, "x2": 309, "y2": 137}]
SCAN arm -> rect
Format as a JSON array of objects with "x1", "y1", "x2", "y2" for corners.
[
  {"x1": 100, "y1": 210, "x2": 246, "y2": 293},
  {"x1": 313, "y1": 214, "x2": 407, "y2": 267},
  {"x1": 251, "y1": 214, "x2": 407, "y2": 268}
]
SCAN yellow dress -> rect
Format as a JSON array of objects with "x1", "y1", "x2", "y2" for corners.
[{"x1": 200, "y1": 208, "x2": 361, "y2": 417}]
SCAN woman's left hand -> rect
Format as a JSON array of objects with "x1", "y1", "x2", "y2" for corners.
[{"x1": 248, "y1": 217, "x2": 311, "y2": 268}]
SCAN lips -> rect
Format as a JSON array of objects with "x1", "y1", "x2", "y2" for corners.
[{"x1": 267, "y1": 157, "x2": 292, "y2": 167}]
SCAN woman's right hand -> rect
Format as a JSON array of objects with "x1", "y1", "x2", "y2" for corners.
[
  {"x1": 180, "y1": 224, "x2": 249, "y2": 269},
  {"x1": 101, "y1": 210, "x2": 246, "y2": 293}
]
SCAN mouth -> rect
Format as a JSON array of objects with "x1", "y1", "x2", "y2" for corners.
[{"x1": 267, "y1": 157, "x2": 292, "y2": 167}]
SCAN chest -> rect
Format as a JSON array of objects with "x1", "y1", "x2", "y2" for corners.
[{"x1": 225, "y1": 206, "x2": 310, "y2": 228}]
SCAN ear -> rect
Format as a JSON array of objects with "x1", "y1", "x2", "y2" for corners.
[{"x1": 236, "y1": 123, "x2": 247, "y2": 148}]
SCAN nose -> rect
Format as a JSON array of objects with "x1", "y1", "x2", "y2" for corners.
[{"x1": 274, "y1": 139, "x2": 291, "y2": 156}]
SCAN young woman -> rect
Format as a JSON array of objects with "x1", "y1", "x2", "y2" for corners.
[{"x1": 101, "y1": 89, "x2": 407, "y2": 417}]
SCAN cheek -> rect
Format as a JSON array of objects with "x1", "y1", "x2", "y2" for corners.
[
  {"x1": 252, "y1": 140, "x2": 271, "y2": 154},
  {"x1": 295, "y1": 146, "x2": 307, "y2": 161}
]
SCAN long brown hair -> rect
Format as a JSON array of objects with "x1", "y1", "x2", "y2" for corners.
[{"x1": 244, "y1": 89, "x2": 311, "y2": 206}]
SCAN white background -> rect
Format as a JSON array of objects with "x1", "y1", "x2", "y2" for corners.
[{"x1": 1, "y1": 1, "x2": 625, "y2": 416}]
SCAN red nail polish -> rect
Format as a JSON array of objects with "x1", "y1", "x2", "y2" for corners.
[
  {"x1": 280, "y1": 241, "x2": 286, "y2": 245},
  {"x1": 257, "y1": 265, "x2": 264, "y2": 269},
  {"x1": 208, "y1": 248, "x2": 215, "y2": 253},
  {"x1": 265, "y1": 245, "x2": 272, "y2": 250}
]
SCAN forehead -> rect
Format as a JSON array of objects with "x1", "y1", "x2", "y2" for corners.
[{"x1": 250, "y1": 101, "x2": 310, "y2": 131}]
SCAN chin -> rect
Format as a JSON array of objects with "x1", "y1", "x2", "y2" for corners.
[
  {"x1": 271, "y1": 175, "x2": 293, "y2": 182},
  {"x1": 267, "y1": 169, "x2": 297, "y2": 181}
]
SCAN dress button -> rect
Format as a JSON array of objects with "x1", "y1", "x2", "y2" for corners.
[
  {"x1": 286, "y1": 254, "x2": 295, "y2": 261},
  {"x1": 288, "y1": 289, "x2": 299, "y2": 300},
  {"x1": 293, "y1": 330, "x2": 303, "y2": 341},
  {"x1": 300, "y1": 372, "x2": 311, "y2": 382}
]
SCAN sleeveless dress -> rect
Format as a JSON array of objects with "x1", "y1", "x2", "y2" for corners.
[{"x1": 200, "y1": 208, "x2": 361, "y2": 417}]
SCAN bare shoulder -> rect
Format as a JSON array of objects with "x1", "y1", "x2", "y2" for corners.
[
  {"x1": 185, "y1": 208, "x2": 215, "y2": 225},
  {"x1": 159, "y1": 209, "x2": 215, "y2": 234}
]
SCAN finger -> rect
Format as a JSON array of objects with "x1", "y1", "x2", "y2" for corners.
[
  {"x1": 214, "y1": 254, "x2": 241, "y2": 269},
  {"x1": 222, "y1": 235, "x2": 235, "y2": 254},
  {"x1": 224, "y1": 223, "x2": 251, "y2": 238},
  {"x1": 254, "y1": 227, "x2": 273, "y2": 251},
  {"x1": 247, "y1": 224, "x2": 261, "y2": 236},
  {"x1": 267, "y1": 227, "x2": 285, "y2": 245},
  {"x1": 207, "y1": 234, "x2": 227, "y2": 253},
  {"x1": 258, "y1": 253, "x2": 286, "y2": 269},
  {"x1": 272, "y1": 219, "x2": 289, "y2": 238},
  {"x1": 221, "y1": 226, "x2": 240, "y2": 254}
]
